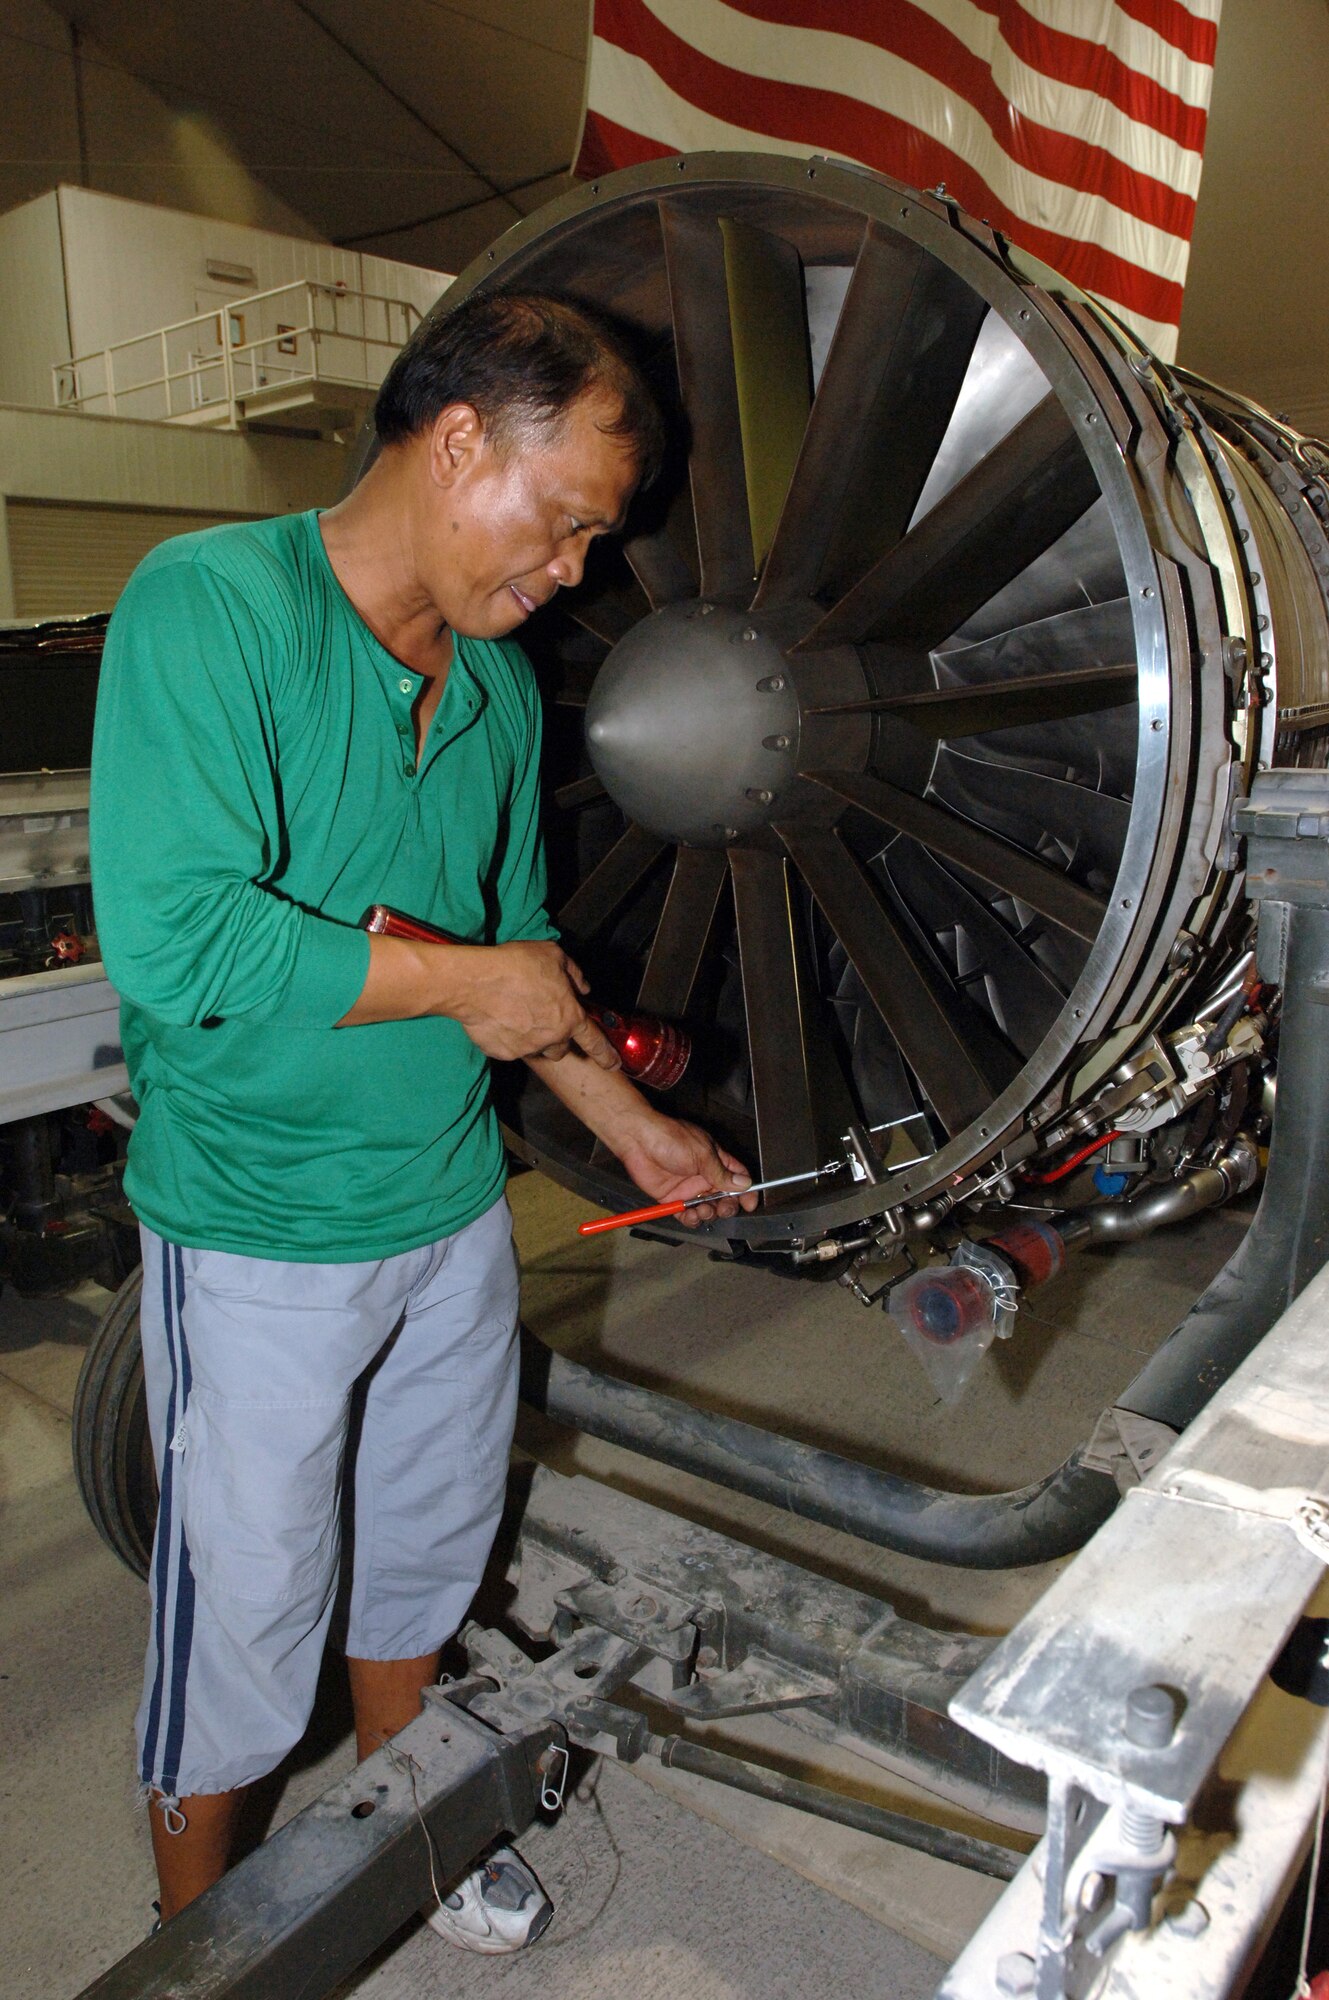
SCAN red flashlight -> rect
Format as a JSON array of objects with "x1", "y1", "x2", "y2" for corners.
[{"x1": 362, "y1": 905, "x2": 691, "y2": 1090}]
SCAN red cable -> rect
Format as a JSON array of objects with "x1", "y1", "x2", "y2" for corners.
[{"x1": 1024, "y1": 1130, "x2": 1124, "y2": 1185}]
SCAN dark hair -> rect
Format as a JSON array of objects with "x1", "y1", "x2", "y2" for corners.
[{"x1": 374, "y1": 290, "x2": 665, "y2": 485}]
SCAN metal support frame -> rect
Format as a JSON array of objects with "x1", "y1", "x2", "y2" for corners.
[
  {"x1": 505, "y1": 1467, "x2": 1042, "y2": 1830},
  {"x1": 74, "y1": 1466, "x2": 1033, "y2": 2000},
  {"x1": 0, "y1": 964, "x2": 127, "y2": 1120},
  {"x1": 940, "y1": 766, "x2": 1329, "y2": 1999},
  {"x1": 942, "y1": 1260, "x2": 1329, "y2": 2000},
  {"x1": 77, "y1": 1694, "x2": 555, "y2": 1999}
]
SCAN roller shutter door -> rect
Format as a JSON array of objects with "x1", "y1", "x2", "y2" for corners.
[{"x1": 7, "y1": 500, "x2": 258, "y2": 618}]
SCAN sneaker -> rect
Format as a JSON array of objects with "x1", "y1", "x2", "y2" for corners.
[{"x1": 425, "y1": 1844, "x2": 554, "y2": 1954}]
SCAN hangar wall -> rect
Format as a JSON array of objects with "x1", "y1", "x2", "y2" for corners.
[{"x1": 0, "y1": 403, "x2": 345, "y2": 616}]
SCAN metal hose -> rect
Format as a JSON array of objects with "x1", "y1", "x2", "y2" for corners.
[
  {"x1": 519, "y1": 1327, "x2": 1119, "y2": 1569},
  {"x1": 1084, "y1": 1138, "x2": 1258, "y2": 1244},
  {"x1": 1118, "y1": 905, "x2": 1329, "y2": 1433},
  {"x1": 651, "y1": 1735, "x2": 1023, "y2": 1879}
]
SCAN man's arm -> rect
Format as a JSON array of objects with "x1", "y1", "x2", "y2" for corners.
[
  {"x1": 525, "y1": 1050, "x2": 755, "y2": 1226},
  {"x1": 91, "y1": 558, "x2": 370, "y2": 1030},
  {"x1": 339, "y1": 931, "x2": 617, "y2": 1066},
  {"x1": 92, "y1": 561, "x2": 614, "y2": 1066}
]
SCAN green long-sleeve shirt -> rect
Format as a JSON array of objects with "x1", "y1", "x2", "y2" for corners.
[{"x1": 89, "y1": 510, "x2": 555, "y2": 1261}]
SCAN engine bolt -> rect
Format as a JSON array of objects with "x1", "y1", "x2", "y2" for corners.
[
  {"x1": 1125, "y1": 1683, "x2": 1180, "y2": 1747},
  {"x1": 1165, "y1": 1898, "x2": 1210, "y2": 1939},
  {"x1": 1079, "y1": 1870, "x2": 1107, "y2": 1912},
  {"x1": 995, "y1": 1951, "x2": 1036, "y2": 1995},
  {"x1": 757, "y1": 675, "x2": 785, "y2": 692}
]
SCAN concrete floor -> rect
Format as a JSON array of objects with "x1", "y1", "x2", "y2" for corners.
[{"x1": 0, "y1": 1168, "x2": 1253, "y2": 1999}]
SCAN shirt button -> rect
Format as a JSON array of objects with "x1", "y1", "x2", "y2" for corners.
[{"x1": 399, "y1": 677, "x2": 413, "y2": 694}]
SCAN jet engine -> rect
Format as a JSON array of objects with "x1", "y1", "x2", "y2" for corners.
[{"x1": 438, "y1": 153, "x2": 1329, "y2": 1346}]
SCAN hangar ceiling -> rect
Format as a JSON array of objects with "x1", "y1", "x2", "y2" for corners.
[
  {"x1": 41, "y1": 0, "x2": 1329, "y2": 433},
  {"x1": 51, "y1": 0, "x2": 589, "y2": 272}
]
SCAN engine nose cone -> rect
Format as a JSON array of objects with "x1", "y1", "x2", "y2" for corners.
[{"x1": 585, "y1": 601, "x2": 801, "y2": 846}]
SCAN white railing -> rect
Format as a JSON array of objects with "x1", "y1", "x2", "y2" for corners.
[{"x1": 52, "y1": 281, "x2": 420, "y2": 426}]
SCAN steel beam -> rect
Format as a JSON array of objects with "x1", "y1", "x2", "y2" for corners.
[
  {"x1": 941, "y1": 1254, "x2": 1329, "y2": 1999},
  {"x1": 508, "y1": 1465, "x2": 1044, "y2": 1830},
  {"x1": 74, "y1": 1698, "x2": 554, "y2": 2000},
  {"x1": 0, "y1": 963, "x2": 127, "y2": 1120}
]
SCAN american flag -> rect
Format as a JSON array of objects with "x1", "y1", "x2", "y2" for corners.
[{"x1": 574, "y1": 0, "x2": 1222, "y2": 360}]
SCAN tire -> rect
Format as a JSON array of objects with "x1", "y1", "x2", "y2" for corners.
[{"x1": 71, "y1": 1264, "x2": 156, "y2": 1579}]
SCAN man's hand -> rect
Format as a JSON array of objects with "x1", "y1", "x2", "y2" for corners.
[
  {"x1": 613, "y1": 1112, "x2": 757, "y2": 1227},
  {"x1": 447, "y1": 940, "x2": 618, "y2": 1065},
  {"x1": 521, "y1": 1034, "x2": 755, "y2": 1226},
  {"x1": 339, "y1": 933, "x2": 618, "y2": 1069}
]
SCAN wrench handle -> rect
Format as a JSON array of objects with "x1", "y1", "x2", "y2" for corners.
[{"x1": 577, "y1": 1200, "x2": 691, "y2": 1237}]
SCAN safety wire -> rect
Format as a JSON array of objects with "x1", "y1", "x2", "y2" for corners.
[
  {"x1": 1292, "y1": 1696, "x2": 1329, "y2": 1999},
  {"x1": 382, "y1": 1737, "x2": 447, "y2": 1913}
]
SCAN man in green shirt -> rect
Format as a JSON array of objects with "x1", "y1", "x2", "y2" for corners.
[{"x1": 90, "y1": 293, "x2": 754, "y2": 1945}]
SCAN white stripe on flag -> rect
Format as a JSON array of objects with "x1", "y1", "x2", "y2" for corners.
[
  {"x1": 908, "y1": 0, "x2": 1204, "y2": 189},
  {"x1": 1017, "y1": 0, "x2": 1220, "y2": 108}
]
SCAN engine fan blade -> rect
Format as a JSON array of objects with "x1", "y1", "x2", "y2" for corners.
[
  {"x1": 623, "y1": 485, "x2": 700, "y2": 609},
  {"x1": 938, "y1": 596, "x2": 1136, "y2": 679},
  {"x1": 567, "y1": 568, "x2": 652, "y2": 648},
  {"x1": 758, "y1": 231, "x2": 985, "y2": 608},
  {"x1": 932, "y1": 749, "x2": 1130, "y2": 890},
  {"x1": 777, "y1": 823, "x2": 1002, "y2": 1137},
  {"x1": 553, "y1": 775, "x2": 609, "y2": 811},
  {"x1": 557, "y1": 821, "x2": 669, "y2": 941},
  {"x1": 877, "y1": 835, "x2": 1067, "y2": 1057},
  {"x1": 796, "y1": 394, "x2": 1101, "y2": 653},
  {"x1": 730, "y1": 847, "x2": 847, "y2": 1182},
  {"x1": 636, "y1": 845, "x2": 729, "y2": 1019},
  {"x1": 808, "y1": 662, "x2": 1138, "y2": 735},
  {"x1": 660, "y1": 204, "x2": 754, "y2": 600},
  {"x1": 807, "y1": 770, "x2": 1108, "y2": 943},
  {"x1": 720, "y1": 217, "x2": 813, "y2": 575}
]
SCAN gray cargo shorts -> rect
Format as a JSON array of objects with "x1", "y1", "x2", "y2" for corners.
[{"x1": 135, "y1": 1196, "x2": 520, "y2": 1803}]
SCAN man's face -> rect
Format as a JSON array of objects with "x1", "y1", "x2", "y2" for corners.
[{"x1": 424, "y1": 387, "x2": 641, "y2": 639}]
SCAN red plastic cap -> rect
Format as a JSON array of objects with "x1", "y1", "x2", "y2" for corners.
[{"x1": 985, "y1": 1220, "x2": 1064, "y2": 1290}]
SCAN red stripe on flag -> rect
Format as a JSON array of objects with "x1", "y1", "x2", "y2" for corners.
[
  {"x1": 968, "y1": 0, "x2": 1209, "y2": 152},
  {"x1": 1113, "y1": 0, "x2": 1217, "y2": 65},
  {"x1": 576, "y1": 111, "x2": 676, "y2": 178},
  {"x1": 721, "y1": 0, "x2": 1198, "y2": 234},
  {"x1": 586, "y1": 0, "x2": 1185, "y2": 327}
]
